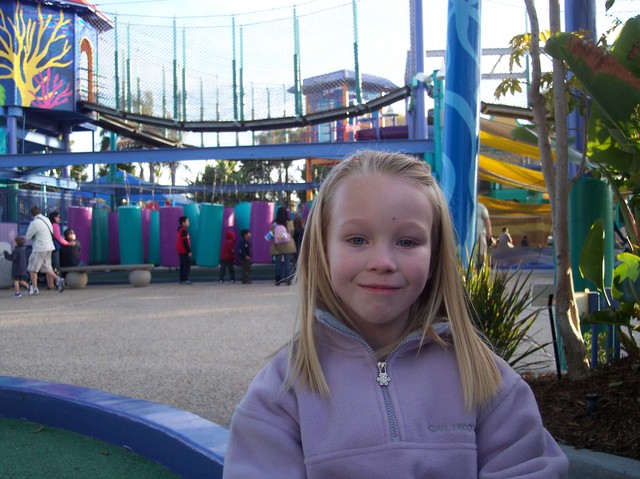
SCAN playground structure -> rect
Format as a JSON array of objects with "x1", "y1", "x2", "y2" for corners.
[{"x1": 0, "y1": 0, "x2": 588, "y2": 256}]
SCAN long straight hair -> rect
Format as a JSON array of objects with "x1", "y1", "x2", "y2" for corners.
[{"x1": 288, "y1": 151, "x2": 501, "y2": 411}]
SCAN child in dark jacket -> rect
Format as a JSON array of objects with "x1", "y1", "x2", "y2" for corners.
[
  {"x1": 238, "y1": 229, "x2": 252, "y2": 284},
  {"x1": 219, "y1": 230, "x2": 236, "y2": 283},
  {"x1": 3, "y1": 236, "x2": 30, "y2": 298},
  {"x1": 59, "y1": 229, "x2": 82, "y2": 273}
]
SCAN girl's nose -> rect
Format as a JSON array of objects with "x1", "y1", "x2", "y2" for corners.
[{"x1": 366, "y1": 243, "x2": 397, "y2": 272}]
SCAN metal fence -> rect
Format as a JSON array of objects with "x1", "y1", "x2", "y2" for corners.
[{"x1": 85, "y1": 0, "x2": 412, "y2": 125}]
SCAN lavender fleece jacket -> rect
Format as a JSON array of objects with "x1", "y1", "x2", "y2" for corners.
[{"x1": 223, "y1": 310, "x2": 568, "y2": 478}]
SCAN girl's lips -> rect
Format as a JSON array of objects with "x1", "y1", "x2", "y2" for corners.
[{"x1": 360, "y1": 284, "x2": 400, "y2": 292}]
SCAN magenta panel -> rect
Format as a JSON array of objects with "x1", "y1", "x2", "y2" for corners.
[
  {"x1": 249, "y1": 202, "x2": 275, "y2": 264},
  {"x1": 68, "y1": 206, "x2": 92, "y2": 265},
  {"x1": 160, "y1": 207, "x2": 183, "y2": 267}
]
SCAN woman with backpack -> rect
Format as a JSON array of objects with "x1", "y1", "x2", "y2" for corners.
[{"x1": 270, "y1": 206, "x2": 296, "y2": 286}]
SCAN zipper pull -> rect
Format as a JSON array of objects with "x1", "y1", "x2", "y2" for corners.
[{"x1": 376, "y1": 361, "x2": 390, "y2": 386}]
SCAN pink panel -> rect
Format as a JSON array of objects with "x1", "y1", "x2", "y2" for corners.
[
  {"x1": 160, "y1": 206, "x2": 183, "y2": 267},
  {"x1": 249, "y1": 202, "x2": 275, "y2": 264},
  {"x1": 68, "y1": 206, "x2": 92, "y2": 265},
  {"x1": 109, "y1": 212, "x2": 120, "y2": 264}
]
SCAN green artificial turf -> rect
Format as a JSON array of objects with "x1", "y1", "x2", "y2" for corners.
[{"x1": 0, "y1": 418, "x2": 180, "y2": 479}]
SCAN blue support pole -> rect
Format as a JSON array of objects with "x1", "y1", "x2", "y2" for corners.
[
  {"x1": 565, "y1": 0, "x2": 596, "y2": 157},
  {"x1": 412, "y1": 0, "x2": 426, "y2": 141},
  {"x1": 432, "y1": 71, "x2": 444, "y2": 181},
  {"x1": 352, "y1": 0, "x2": 362, "y2": 105},
  {"x1": 443, "y1": 0, "x2": 482, "y2": 262}
]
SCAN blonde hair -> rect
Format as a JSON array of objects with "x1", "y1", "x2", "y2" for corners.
[{"x1": 289, "y1": 150, "x2": 501, "y2": 411}]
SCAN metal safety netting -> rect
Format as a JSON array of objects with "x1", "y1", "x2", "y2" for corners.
[{"x1": 87, "y1": 0, "x2": 412, "y2": 128}]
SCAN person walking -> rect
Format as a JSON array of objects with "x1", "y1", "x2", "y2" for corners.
[
  {"x1": 3, "y1": 236, "x2": 30, "y2": 298},
  {"x1": 24, "y1": 205, "x2": 64, "y2": 295}
]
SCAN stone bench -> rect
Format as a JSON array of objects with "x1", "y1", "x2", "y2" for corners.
[{"x1": 59, "y1": 264, "x2": 154, "y2": 288}]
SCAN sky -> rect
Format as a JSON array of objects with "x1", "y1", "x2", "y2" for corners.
[{"x1": 72, "y1": 0, "x2": 640, "y2": 184}]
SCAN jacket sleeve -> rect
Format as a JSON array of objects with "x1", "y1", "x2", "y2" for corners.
[
  {"x1": 223, "y1": 354, "x2": 305, "y2": 479},
  {"x1": 24, "y1": 221, "x2": 36, "y2": 241},
  {"x1": 476, "y1": 363, "x2": 569, "y2": 478},
  {"x1": 52, "y1": 223, "x2": 71, "y2": 246},
  {"x1": 181, "y1": 229, "x2": 191, "y2": 253}
]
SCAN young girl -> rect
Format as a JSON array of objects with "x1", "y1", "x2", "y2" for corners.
[
  {"x1": 223, "y1": 151, "x2": 568, "y2": 478},
  {"x1": 3, "y1": 236, "x2": 30, "y2": 298}
]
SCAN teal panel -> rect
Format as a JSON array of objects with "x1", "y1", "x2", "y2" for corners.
[
  {"x1": 195, "y1": 203, "x2": 223, "y2": 267},
  {"x1": 118, "y1": 206, "x2": 143, "y2": 265},
  {"x1": 147, "y1": 210, "x2": 161, "y2": 265},
  {"x1": 90, "y1": 207, "x2": 109, "y2": 264},
  {"x1": 0, "y1": 128, "x2": 6, "y2": 155},
  {"x1": 183, "y1": 203, "x2": 200, "y2": 259},
  {"x1": 234, "y1": 202, "x2": 251, "y2": 233},
  {"x1": 569, "y1": 178, "x2": 614, "y2": 292}
]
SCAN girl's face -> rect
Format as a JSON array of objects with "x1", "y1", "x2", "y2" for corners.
[{"x1": 326, "y1": 174, "x2": 434, "y2": 350}]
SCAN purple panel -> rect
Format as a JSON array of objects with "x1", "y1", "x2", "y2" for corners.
[
  {"x1": 249, "y1": 202, "x2": 275, "y2": 264},
  {"x1": 0, "y1": 223, "x2": 18, "y2": 246},
  {"x1": 109, "y1": 212, "x2": 120, "y2": 264},
  {"x1": 160, "y1": 207, "x2": 183, "y2": 267},
  {"x1": 141, "y1": 208, "x2": 151, "y2": 263},
  {"x1": 68, "y1": 206, "x2": 92, "y2": 265}
]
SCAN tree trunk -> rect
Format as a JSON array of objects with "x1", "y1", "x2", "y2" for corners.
[{"x1": 524, "y1": 0, "x2": 590, "y2": 379}]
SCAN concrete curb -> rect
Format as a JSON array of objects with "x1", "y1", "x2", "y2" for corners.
[{"x1": 562, "y1": 445, "x2": 640, "y2": 479}]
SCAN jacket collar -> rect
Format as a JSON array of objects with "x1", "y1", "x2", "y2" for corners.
[{"x1": 315, "y1": 308, "x2": 450, "y2": 353}]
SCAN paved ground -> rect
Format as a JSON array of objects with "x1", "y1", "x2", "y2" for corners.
[{"x1": 0, "y1": 267, "x2": 556, "y2": 429}]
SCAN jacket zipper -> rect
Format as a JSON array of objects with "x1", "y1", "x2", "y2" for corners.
[
  {"x1": 318, "y1": 316, "x2": 423, "y2": 443},
  {"x1": 376, "y1": 361, "x2": 400, "y2": 441},
  {"x1": 375, "y1": 336, "x2": 420, "y2": 442}
]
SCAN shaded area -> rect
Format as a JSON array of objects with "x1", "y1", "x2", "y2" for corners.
[
  {"x1": 524, "y1": 357, "x2": 640, "y2": 461},
  {"x1": 0, "y1": 418, "x2": 179, "y2": 479}
]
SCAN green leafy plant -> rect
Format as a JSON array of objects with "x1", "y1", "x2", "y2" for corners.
[
  {"x1": 463, "y1": 256, "x2": 551, "y2": 370},
  {"x1": 546, "y1": 17, "x2": 640, "y2": 248},
  {"x1": 579, "y1": 220, "x2": 640, "y2": 358}
]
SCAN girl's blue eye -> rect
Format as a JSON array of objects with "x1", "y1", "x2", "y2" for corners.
[
  {"x1": 398, "y1": 239, "x2": 415, "y2": 247},
  {"x1": 349, "y1": 237, "x2": 366, "y2": 246}
]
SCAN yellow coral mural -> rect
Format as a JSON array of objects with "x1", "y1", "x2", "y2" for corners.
[{"x1": 0, "y1": 1, "x2": 72, "y2": 107}]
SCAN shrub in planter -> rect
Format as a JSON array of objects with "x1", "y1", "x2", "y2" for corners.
[{"x1": 463, "y1": 255, "x2": 550, "y2": 370}]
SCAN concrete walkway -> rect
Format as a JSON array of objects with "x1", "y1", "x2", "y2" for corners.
[{"x1": 0, "y1": 275, "x2": 296, "y2": 429}]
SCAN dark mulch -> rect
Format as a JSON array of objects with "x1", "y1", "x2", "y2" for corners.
[{"x1": 522, "y1": 357, "x2": 640, "y2": 461}]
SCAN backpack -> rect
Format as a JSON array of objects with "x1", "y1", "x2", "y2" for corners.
[{"x1": 274, "y1": 224, "x2": 291, "y2": 244}]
